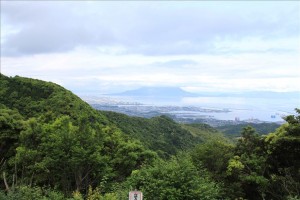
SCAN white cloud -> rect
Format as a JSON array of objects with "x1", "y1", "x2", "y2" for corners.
[
  {"x1": 1, "y1": 1, "x2": 299, "y2": 93},
  {"x1": 2, "y1": 48, "x2": 299, "y2": 93},
  {"x1": 2, "y1": 1, "x2": 299, "y2": 56},
  {"x1": 213, "y1": 36, "x2": 300, "y2": 54}
]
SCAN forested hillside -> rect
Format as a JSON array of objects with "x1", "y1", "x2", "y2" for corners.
[
  {"x1": 181, "y1": 123, "x2": 229, "y2": 142},
  {"x1": 100, "y1": 111, "x2": 223, "y2": 158},
  {"x1": 0, "y1": 74, "x2": 299, "y2": 200},
  {"x1": 217, "y1": 122, "x2": 281, "y2": 137},
  {"x1": 0, "y1": 75, "x2": 158, "y2": 198}
]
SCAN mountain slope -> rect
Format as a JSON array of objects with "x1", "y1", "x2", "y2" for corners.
[
  {"x1": 181, "y1": 123, "x2": 230, "y2": 143},
  {"x1": 0, "y1": 74, "x2": 157, "y2": 193},
  {"x1": 100, "y1": 111, "x2": 224, "y2": 158},
  {"x1": 0, "y1": 74, "x2": 207, "y2": 159},
  {"x1": 100, "y1": 111, "x2": 195, "y2": 157},
  {"x1": 217, "y1": 123, "x2": 281, "y2": 138},
  {"x1": 0, "y1": 74, "x2": 108, "y2": 124}
]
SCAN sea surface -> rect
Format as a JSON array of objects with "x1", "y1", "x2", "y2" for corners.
[{"x1": 108, "y1": 95, "x2": 300, "y2": 122}]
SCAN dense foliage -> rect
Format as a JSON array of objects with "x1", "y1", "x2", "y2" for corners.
[
  {"x1": 123, "y1": 155, "x2": 221, "y2": 200},
  {"x1": 0, "y1": 75, "x2": 157, "y2": 197},
  {"x1": 217, "y1": 122, "x2": 280, "y2": 138},
  {"x1": 181, "y1": 123, "x2": 229, "y2": 143},
  {"x1": 0, "y1": 74, "x2": 299, "y2": 199},
  {"x1": 100, "y1": 111, "x2": 222, "y2": 158}
]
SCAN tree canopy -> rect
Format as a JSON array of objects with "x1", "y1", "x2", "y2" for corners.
[{"x1": 0, "y1": 74, "x2": 298, "y2": 199}]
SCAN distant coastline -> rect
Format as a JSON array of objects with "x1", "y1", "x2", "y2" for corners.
[{"x1": 81, "y1": 94, "x2": 296, "y2": 127}]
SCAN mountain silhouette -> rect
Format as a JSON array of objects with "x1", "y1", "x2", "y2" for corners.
[{"x1": 113, "y1": 86, "x2": 197, "y2": 97}]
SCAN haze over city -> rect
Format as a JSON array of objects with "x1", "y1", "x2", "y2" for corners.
[{"x1": 1, "y1": 1, "x2": 300, "y2": 95}]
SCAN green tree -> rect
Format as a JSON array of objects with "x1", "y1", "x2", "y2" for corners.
[
  {"x1": 0, "y1": 185, "x2": 65, "y2": 200},
  {"x1": 227, "y1": 126, "x2": 269, "y2": 199},
  {"x1": 124, "y1": 155, "x2": 221, "y2": 200},
  {"x1": 0, "y1": 106, "x2": 24, "y2": 163},
  {"x1": 12, "y1": 116, "x2": 110, "y2": 194},
  {"x1": 8, "y1": 115, "x2": 157, "y2": 196},
  {"x1": 191, "y1": 140, "x2": 234, "y2": 179},
  {"x1": 226, "y1": 110, "x2": 300, "y2": 200},
  {"x1": 264, "y1": 108, "x2": 300, "y2": 199}
]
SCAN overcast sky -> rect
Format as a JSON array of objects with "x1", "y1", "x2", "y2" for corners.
[{"x1": 1, "y1": 1, "x2": 300, "y2": 94}]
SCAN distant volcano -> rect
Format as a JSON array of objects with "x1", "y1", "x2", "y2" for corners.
[{"x1": 112, "y1": 86, "x2": 198, "y2": 97}]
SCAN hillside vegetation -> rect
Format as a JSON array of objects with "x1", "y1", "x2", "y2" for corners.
[
  {"x1": 217, "y1": 122, "x2": 281, "y2": 137},
  {"x1": 100, "y1": 111, "x2": 223, "y2": 158},
  {"x1": 0, "y1": 75, "x2": 157, "y2": 196},
  {"x1": 181, "y1": 123, "x2": 229, "y2": 142},
  {"x1": 0, "y1": 74, "x2": 299, "y2": 200}
]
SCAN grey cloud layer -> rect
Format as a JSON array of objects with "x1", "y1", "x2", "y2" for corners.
[{"x1": 2, "y1": 1, "x2": 298, "y2": 56}]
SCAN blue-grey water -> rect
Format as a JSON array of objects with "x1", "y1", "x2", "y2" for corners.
[{"x1": 111, "y1": 95, "x2": 299, "y2": 122}]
